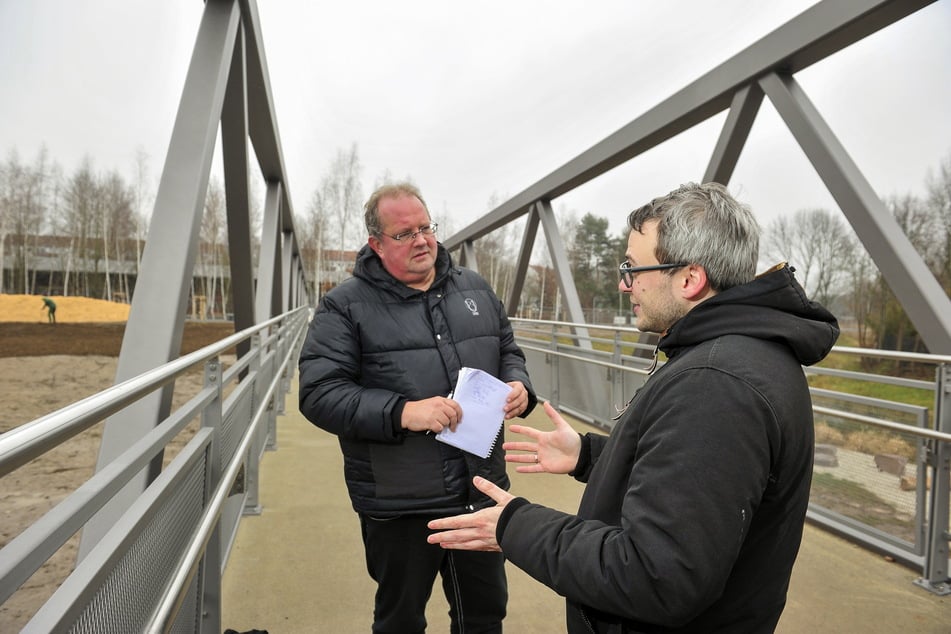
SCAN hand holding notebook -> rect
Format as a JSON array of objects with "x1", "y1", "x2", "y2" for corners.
[{"x1": 436, "y1": 367, "x2": 510, "y2": 458}]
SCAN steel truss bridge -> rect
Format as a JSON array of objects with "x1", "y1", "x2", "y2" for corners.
[{"x1": 1, "y1": 1, "x2": 949, "y2": 631}]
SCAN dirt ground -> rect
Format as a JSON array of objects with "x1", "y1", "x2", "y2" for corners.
[
  {"x1": 0, "y1": 321, "x2": 238, "y2": 358},
  {"x1": 0, "y1": 311, "x2": 237, "y2": 631}
]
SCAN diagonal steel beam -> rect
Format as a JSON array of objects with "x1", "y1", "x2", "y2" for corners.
[
  {"x1": 760, "y1": 71, "x2": 951, "y2": 354},
  {"x1": 80, "y1": 0, "x2": 242, "y2": 559},
  {"x1": 537, "y1": 200, "x2": 589, "y2": 348},
  {"x1": 256, "y1": 181, "x2": 284, "y2": 322},
  {"x1": 704, "y1": 84, "x2": 765, "y2": 185},
  {"x1": 222, "y1": 23, "x2": 256, "y2": 360},
  {"x1": 239, "y1": 0, "x2": 299, "y2": 238},
  {"x1": 506, "y1": 206, "x2": 540, "y2": 317},
  {"x1": 443, "y1": 0, "x2": 935, "y2": 250}
]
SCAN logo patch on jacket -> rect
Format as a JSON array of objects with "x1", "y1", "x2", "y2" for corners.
[{"x1": 464, "y1": 298, "x2": 479, "y2": 316}]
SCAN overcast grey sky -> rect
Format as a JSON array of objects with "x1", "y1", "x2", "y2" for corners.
[{"x1": 1, "y1": 1, "x2": 949, "y2": 243}]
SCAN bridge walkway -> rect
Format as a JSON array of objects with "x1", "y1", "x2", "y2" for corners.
[{"x1": 221, "y1": 375, "x2": 950, "y2": 633}]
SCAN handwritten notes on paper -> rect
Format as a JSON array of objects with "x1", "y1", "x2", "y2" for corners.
[{"x1": 436, "y1": 367, "x2": 511, "y2": 458}]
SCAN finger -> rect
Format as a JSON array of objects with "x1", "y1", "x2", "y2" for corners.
[
  {"x1": 503, "y1": 454, "x2": 539, "y2": 466},
  {"x1": 439, "y1": 539, "x2": 501, "y2": 552},
  {"x1": 428, "y1": 514, "x2": 466, "y2": 531},
  {"x1": 502, "y1": 448, "x2": 538, "y2": 461},
  {"x1": 514, "y1": 464, "x2": 545, "y2": 474},
  {"x1": 472, "y1": 476, "x2": 514, "y2": 504},
  {"x1": 427, "y1": 528, "x2": 493, "y2": 549},
  {"x1": 440, "y1": 398, "x2": 461, "y2": 418},
  {"x1": 428, "y1": 530, "x2": 489, "y2": 549},
  {"x1": 502, "y1": 440, "x2": 539, "y2": 453},
  {"x1": 543, "y1": 401, "x2": 573, "y2": 430},
  {"x1": 507, "y1": 424, "x2": 542, "y2": 440}
]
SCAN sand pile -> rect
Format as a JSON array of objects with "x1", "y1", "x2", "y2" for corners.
[{"x1": 0, "y1": 294, "x2": 130, "y2": 323}]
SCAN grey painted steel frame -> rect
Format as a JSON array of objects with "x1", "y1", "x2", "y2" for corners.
[
  {"x1": 441, "y1": 0, "x2": 951, "y2": 358},
  {"x1": 81, "y1": 0, "x2": 308, "y2": 559}
]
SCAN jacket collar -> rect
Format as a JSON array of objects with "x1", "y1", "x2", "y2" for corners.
[
  {"x1": 659, "y1": 263, "x2": 839, "y2": 366},
  {"x1": 353, "y1": 242, "x2": 454, "y2": 298}
]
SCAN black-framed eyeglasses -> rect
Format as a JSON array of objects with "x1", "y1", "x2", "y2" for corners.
[
  {"x1": 618, "y1": 261, "x2": 687, "y2": 287},
  {"x1": 379, "y1": 223, "x2": 438, "y2": 243}
]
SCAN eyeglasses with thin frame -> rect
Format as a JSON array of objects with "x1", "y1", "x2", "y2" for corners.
[
  {"x1": 378, "y1": 223, "x2": 438, "y2": 243},
  {"x1": 618, "y1": 260, "x2": 687, "y2": 287}
]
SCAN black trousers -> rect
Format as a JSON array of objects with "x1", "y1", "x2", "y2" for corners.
[{"x1": 359, "y1": 514, "x2": 507, "y2": 634}]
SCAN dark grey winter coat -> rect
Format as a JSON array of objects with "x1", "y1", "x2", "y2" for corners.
[{"x1": 298, "y1": 244, "x2": 536, "y2": 518}]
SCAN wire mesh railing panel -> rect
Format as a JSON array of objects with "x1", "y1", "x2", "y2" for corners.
[
  {"x1": 169, "y1": 563, "x2": 201, "y2": 634},
  {"x1": 810, "y1": 394, "x2": 929, "y2": 553},
  {"x1": 65, "y1": 454, "x2": 208, "y2": 634},
  {"x1": 221, "y1": 385, "x2": 254, "y2": 471}
]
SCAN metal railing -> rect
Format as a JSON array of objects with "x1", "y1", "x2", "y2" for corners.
[
  {"x1": 511, "y1": 318, "x2": 951, "y2": 596},
  {"x1": 0, "y1": 307, "x2": 309, "y2": 633}
]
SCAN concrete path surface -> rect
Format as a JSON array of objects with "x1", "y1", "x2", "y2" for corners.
[{"x1": 221, "y1": 378, "x2": 949, "y2": 633}]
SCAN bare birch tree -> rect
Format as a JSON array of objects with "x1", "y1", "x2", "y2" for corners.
[
  {"x1": 297, "y1": 186, "x2": 331, "y2": 301},
  {"x1": 95, "y1": 170, "x2": 134, "y2": 301},
  {"x1": 200, "y1": 176, "x2": 227, "y2": 317},
  {"x1": 320, "y1": 143, "x2": 363, "y2": 251},
  {"x1": 130, "y1": 148, "x2": 153, "y2": 279},
  {"x1": 0, "y1": 148, "x2": 51, "y2": 293},
  {"x1": 58, "y1": 157, "x2": 99, "y2": 296},
  {"x1": 763, "y1": 208, "x2": 854, "y2": 307},
  {"x1": 924, "y1": 153, "x2": 951, "y2": 292},
  {"x1": 0, "y1": 150, "x2": 15, "y2": 294}
]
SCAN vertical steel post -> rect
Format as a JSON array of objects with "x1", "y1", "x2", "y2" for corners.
[
  {"x1": 915, "y1": 364, "x2": 951, "y2": 595},
  {"x1": 199, "y1": 357, "x2": 223, "y2": 633}
]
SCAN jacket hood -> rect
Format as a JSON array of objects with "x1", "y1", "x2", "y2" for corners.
[
  {"x1": 352, "y1": 242, "x2": 453, "y2": 298},
  {"x1": 660, "y1": 263, "x2": 840, "y2": 366}
]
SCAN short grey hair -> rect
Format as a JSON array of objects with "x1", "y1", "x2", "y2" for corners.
[
  {"x1": 627, "y1": 182, "x2": 759, "y2": 291},
  {"x1": 364, "y1": 182, "x2": 429, "y2": 236}
]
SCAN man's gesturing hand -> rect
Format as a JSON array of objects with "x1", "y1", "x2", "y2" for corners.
[
  {"x1": 504, "y1": 401, "x2": 581, "y2": 474},
  {"x1": 427, "y1": 477, "x2": 514, "y2": 552}
]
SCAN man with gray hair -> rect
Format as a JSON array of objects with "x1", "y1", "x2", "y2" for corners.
[{"x1": 429, "y1": 182, "x2": 839, "y2": 633}]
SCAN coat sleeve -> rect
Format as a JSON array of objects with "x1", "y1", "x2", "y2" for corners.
[
  {"x1": 497, "y1": 367, "x2": 777, "y2": 627},
  {"x1": 298, "y1": 295, "x2": 405, "y2": 443}
]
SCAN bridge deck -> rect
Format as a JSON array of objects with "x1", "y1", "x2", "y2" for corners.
[{"x1": 221, "y1": 377, "x2": 949, "y2": 633}]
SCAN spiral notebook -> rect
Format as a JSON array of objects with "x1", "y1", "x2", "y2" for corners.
[{"x1": 436, "y1": 367, "x2": 510, "y2": 458}]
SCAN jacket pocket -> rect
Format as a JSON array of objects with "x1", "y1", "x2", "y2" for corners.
[{"x1": 369, "y1": 434, "x2": 447, "y2": 498}]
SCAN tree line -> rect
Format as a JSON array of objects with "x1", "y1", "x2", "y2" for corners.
[
  {"x1": 0, "y1": 146, "x2": 258, "y2": 318},
  {"x1": 3, "y1": 141, "x2": 949, "y2": 353}
]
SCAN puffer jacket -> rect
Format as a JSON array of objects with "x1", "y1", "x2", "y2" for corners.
[
  {"x1": 496, "y1": 263, "x2": 839, "y2": 633},
  {"x1": 298, "y1": 243, "x2": 537, "y2": 518}
]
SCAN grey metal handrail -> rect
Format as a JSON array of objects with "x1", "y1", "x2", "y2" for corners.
[
  {"x1": 0, "y1": 312, "x2": 295, "y2": 479},
  {"x1": 147, "y1": 321, "x2": 303, "y2": 633},
  {"x1": 512, "y1": 317, "x2": 951, "y2": 595},
  {"x1": 0, "y1": 307, "x2": 309, "y2": 631}
]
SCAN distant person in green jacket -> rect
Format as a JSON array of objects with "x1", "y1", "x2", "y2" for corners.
[{"x1": 41, "y1": 297, "x2": 57, "y2": 324}]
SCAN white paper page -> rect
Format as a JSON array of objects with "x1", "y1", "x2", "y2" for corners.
[{"x1": 437, "y1": 367, "x2": 510, "y2": 458}]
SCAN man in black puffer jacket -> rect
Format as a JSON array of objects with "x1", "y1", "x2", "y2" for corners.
[
  {"x1": 429, "y1": 182, "x2": 839, "y2": 633},
  {"x1": 299, "y1": 182, "x2": 537, "y2": 634}
]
